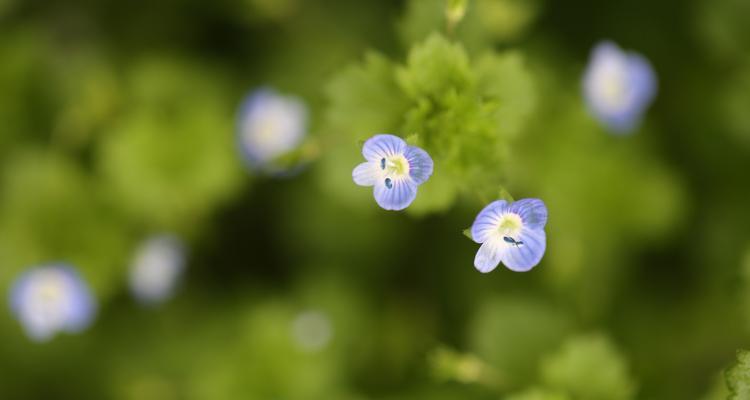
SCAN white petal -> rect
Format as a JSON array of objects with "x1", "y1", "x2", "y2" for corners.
[
  {"x1": 352, "y1": 161, "x2": 380, "y2": 187},
  {"x1": 474, "y1": 237, "x2": 506, "y2": 273}
]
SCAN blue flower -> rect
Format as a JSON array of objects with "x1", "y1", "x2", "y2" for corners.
[
  {"x1": 129, "y1": 235, "x2": 187, "y2": 305},
  {"x1": 353, "y1": 134, "x2": 434, "y2": 211},
  {"x1": 237, "y1": 87, "x2": 308, "y2": 170},
  {"x1": 583, "y1": 41, "x2": 657, "y2": 133},
  {"x1": 9, "y1": 264, "x2": 96, "y2": 342},
  {"x1": 470, "y1": 199, "x2": 547, "y2": 273}
]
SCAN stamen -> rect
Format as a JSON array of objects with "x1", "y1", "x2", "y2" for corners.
[
  {"x1": 380, "y1": 158, "x2": 386, "y2": 170},
  {"x1": 503, "y1": 236, "x2": 524, "y2": 248},
  {"x1": 384, "y1": 178, "x2": 393, "y2": 189}
]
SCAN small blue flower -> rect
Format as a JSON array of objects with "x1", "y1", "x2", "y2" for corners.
[
  {"x1": 583, "y1": 41, "x2": 657, "y2": 133},
  {"x1": 237, "y1": 87, "x2": 308, "y2": 170},
  {"x1": 353, "y1": 134, "x2": 434, "y2": 211},
  {"x1": 470, "y1": 199, "x2": 548, "y2": 273},
  {"x1": 9, "y1": 264, "x2": 96, "y2": 342},
  {"x1": 129, "y1": 235, "x2": 186, "y2": 305}
]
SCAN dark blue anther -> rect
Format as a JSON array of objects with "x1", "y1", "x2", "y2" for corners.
[
  {"x1": 503, "y1": 236, "x2": 524, "y2": 247},
  {"x1": 380, "y1": 158, "x2": 386, "y2": 170},
  {"x1": 385, "y1": 178, "x2": 393, "y2": 189}
]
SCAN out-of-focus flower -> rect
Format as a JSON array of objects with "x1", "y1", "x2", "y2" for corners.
[
  {"x1": 470, "y1": 199, "x2": 547, "y2": 273},
  {"x1": 129, "y1": 235, "x2": 186, "y2": 305},
  {"x1": 9, "y1": 264, "x2": 96, "y2": 342},
  {"x1": 291, "y1": 310, "x2": 332, "y2": 353},
  {"x1": 582, "y1": 41, "x2": 657, "y2": 133},
  {"x1": 352, "y1": 134, "x2": 434, "y2": 211},
  {"x1": 237, "y1": 87, "x2": 308, "y2": 170}
]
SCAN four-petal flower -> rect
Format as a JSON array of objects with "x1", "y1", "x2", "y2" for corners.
[
  {"x1": 9, "y1": 264, "x2": 96, "y2": 342},
  {"x1": 582, "y1": 41, "x2": 657, "y2": 133},
  {"x1": 352, "y1": 134, "x2": 434, "y2": 211},
  {"x1": 470, "y1": 199, "x2": 548, "y2": 273},
  {"x1": 237, "y1": 87, "x2": 308, "y2": 170},
  {"x1": 129, "y1": 235, "x2": 187, "y2": 305}
]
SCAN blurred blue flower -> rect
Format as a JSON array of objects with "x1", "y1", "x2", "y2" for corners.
[
  {"x1": 237, "y1": 87, "x2": 308, "y2": 170},
  {"x1": 583, "y1": 41, "x2": 657, "y2": 133},
  {"x1": 9, "y1": 264, "x2": 96, "y2": 342},
  {"x1": 129, "y1": 235, "x2": 186, "y2": 305},
  {"x1": 470, "y1": 199, "x2": 547, "y2": 273},
  {"x1": 353, "y1": 134, "x2": 434, "y2": 211}
]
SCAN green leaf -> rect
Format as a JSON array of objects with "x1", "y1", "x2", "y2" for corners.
[
  {"x1": 428, "y1": 345, "x2": 501, "y2": 386},
  {"x1": 505, "y1": 388, "x2": 571, "y2": 400},
  {"x1": 475, "y1": 51, "x2": 536, "y2": 138},
  {"x1": 325, "y1": 51, "x2": 408, "y2": 137},
  {"x1": 540, "y1": 333, "x2": 636, "y2": 400},
  {"x1": 462, "y1": 228, "x2": 473, "y2": 240},
  {"x1": 396, "y1": 33, "x2": 474, "y2": 100},
  {"x1": 727, "y1": 350, "x2": 750, "y2": 400},
  {"x1": 445, "y1": 0, "x2": 468, "y2": 31},
  {"x1": 498, "y1": 186, "x2": 515, "y2": 202},
  {"x1": 468, "y1": 295, "x2": 573, "y2": 385},
  {"x1": 98, "y1": 57, "x2": 242, "y2": 232}
]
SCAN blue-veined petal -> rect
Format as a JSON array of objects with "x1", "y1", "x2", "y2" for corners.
[
  {"x1": 508, "y1": 198, "x2": 548, "y2": 230},
  {"x1": 474, "y1": 236, "x2": 506, "y2": 273},
  {"x1": 373, "y1": 177, "x2": 417, "y2": 211},
  {"x1": 500, "y1": 228, "x2": 546, "y2": 272},
  {"x1": 470, "y1": 200, "x2": 508, "y2": 244},
  {"x1": 404, "y1": 145, "x2": 434, "y2": 185},
  {"x1": 352, "y1": 161, "x2": 380, "y2": 187},
  {"x1": 362, "y1": 134, "x2": 407, "y2": 162}
]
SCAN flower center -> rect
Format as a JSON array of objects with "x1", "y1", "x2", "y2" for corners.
[
  {"x1": 596, "y1": 65, "x2": 629, "y2": 110},
  {"x1": 497, "y1": 213, "x2": 523, "y2": 238},
  {"x1": 380, "y1": 155, "x2": 409, "y2": 177}
]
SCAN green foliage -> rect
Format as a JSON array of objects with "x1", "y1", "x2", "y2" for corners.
[
  {"x1": 467, "y1": 296, "x2": 572, "y2": 385},
  {"x1": 505, "y1": 387, "x2": 570, "y2": 400},
  {"x1": 324, "y1": 33, "x2": 535, "y2": 214},
  {"x1": 0, "y1": 1, "x2": 748, "y2": 399},
  {"x1": 727, "y1": 350, "x2": 750, "y2": 400},
  {"x1": 0, "y1": 150, "x2": 132, "y2": 297},
  {"x1": 540, "y1": 334, "x2": 636, "y2": 400},
  {"x1": 398, "y1": 0, "x2": 541, "y2": 52},
  {"x1": 429, "y1": 346, "x2": 502, "y2": 387},
  {"x1": 700, "y1": 373, "x2": 730, "y2": 400},
  {"x1": 97, "y1": 58, "x2": 243, "y2": 233}
]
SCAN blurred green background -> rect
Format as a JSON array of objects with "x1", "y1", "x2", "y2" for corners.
[{"x1": 1, "y1": 0, "x2": 749, "y2": 398}]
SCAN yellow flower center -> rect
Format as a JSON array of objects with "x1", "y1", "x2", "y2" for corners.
[
  {"x1": 497, "y1": 213, "x2": 523, "y2": 237},
  {"x1": 382, "y1": 155, "x2": 410, "y2": 177}
]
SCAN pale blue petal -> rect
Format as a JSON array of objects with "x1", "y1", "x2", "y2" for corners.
[
  {"x1": 592, "y1": 41, "x2": 622, "y2": 64},
  {"x1": 470, "y1": 200, "x2": 508, "y2": 244},
  {"x1": 9, "y1": 270, "x2": 32, "y2": 316},
  {"x1": 237, "y1": 88, "x2": 308, "y2": 169},
  {"x1": 404, "y1": 145, "x2": 434, "y2": 185},
  {"x1": 474, "y1": 237, "x2": 505, "y2": 273},
  {"x1": 627, "y1": 53, "x2": 657, "y2": 112},
  {"x1": 500, "y1": 228, "x2": 546, "y2": 272},
  {"x1": 59, "y1": 267, "x2": 96, "y2": 332},
  {"x1": 583, "y1": 41, "x2": 657, "y2": 134},
  {"x1": 362, "y1": 134, "x2": 407, "y2": 162},
  {"x1": 9, "y1": 265, "x2": 96, "y2": 341},
  {"x1": 373, "y1": 178, "x2": 417, "y2": 211},
  {"x1": 352, "y1": 161, "x2": 379, "y2": 187},
  {"x1": 508, "y1": 198, "x2": 548, "y2": 230}
]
